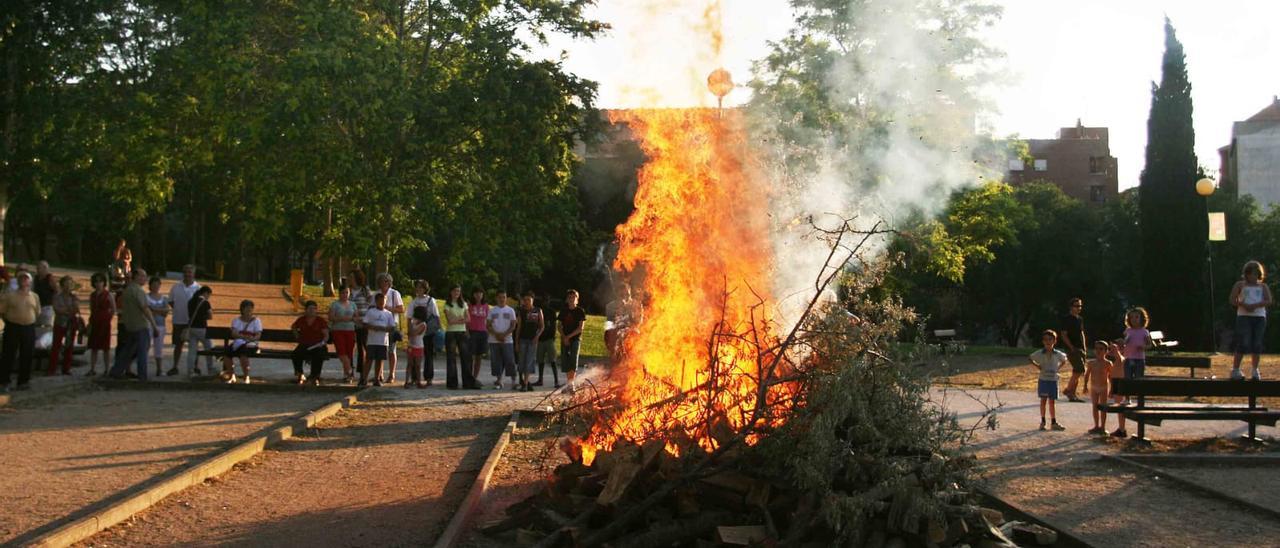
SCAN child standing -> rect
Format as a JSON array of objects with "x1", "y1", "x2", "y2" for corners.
[
  {"x1": 486, "y1": 290, "x2": 518, "y2": 389},
  {"x1": 406, "y1": 306, "x2": 429, "y2": 388},
  {"x1": 1085, "y1": 340, "x2": 1114, "y2": 435},
  {"x1": 1028, "y1": 329, "x2": 1067, "y2": 431},
  {"x1": 1229, "y1": 260, "x2": 1272, "y2": 380},
  {"x1": 467, "y1": 288, "x2": 490, "y2": 383},
  {"x1": 361, "y1": 293, "x2": 393, "y2": 387},
  {"x1": 1123, "y1": 307, "x2": 1153, "y2": 380},
  {"x1": 1107, "y1": 339, "x2": 1128, "y2": 438},
  {"x1": 535, "y1": 292, "x2": 559, "y2": 388},
  {"x1": 515, "y1": 291, "x2": 545, "y2": 392}
]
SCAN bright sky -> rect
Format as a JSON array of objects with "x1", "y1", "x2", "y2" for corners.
[{"x1": 539, "y1": 1, "x2": 1280, "y2": 189}]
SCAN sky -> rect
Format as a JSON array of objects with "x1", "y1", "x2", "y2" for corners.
[{"x1": 537, "y1": 0, "x2": 1280, "y2": 189}]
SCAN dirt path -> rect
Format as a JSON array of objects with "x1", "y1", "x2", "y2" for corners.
[
  {"x1": 0, "y1": 387, "x2": 339, "y2": 545},
  {"x1": 79, "y1": 388, "x2": 543, "y2": 547}
]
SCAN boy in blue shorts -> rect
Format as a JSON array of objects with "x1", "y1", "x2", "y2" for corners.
[{"x1": 1029, "y1": 329, "x2": 1068, "y2": 431}]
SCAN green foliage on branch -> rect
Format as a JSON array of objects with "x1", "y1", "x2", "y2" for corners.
[{"x1": 2, "y1": 0, "x2": 606, "y2": 293}]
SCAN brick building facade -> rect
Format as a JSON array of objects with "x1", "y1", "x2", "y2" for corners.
[{"x1": 1005, "y1": 120, "x2": 1119, "y2": 205}]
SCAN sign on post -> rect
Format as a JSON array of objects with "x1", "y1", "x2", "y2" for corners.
[
  {"x1": 290, "y1": 269, "x2": 305, "y2": 312},
  {"x1": 1208, "y1": 212, "x2": 1227, "y2": 241}
]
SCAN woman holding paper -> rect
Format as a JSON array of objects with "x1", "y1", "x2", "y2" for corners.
[{"x1": 291, "y1": 300, "x2": 330, "y2": 385}]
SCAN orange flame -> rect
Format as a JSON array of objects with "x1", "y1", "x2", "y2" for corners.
[{"x1": 587, "y1": 107, "x2": 789, "y2": 457}]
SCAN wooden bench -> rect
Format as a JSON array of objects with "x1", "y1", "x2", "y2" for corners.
[
  {"x1": 931, "y1": 329, "x2": 968, "y2": 355},
  {"x1": 196, "y1": 326, "x2": 338, "y2": 361},
  {"x1": 1149, "y1": 330, "x2": 1179, "y2": 351},
  {"x1": 1145, "y1": 355, "x2": 1213, "y2": 378},
  {"x1": 1102, "y1": 378, "x2": 1280, "y2": 442}
]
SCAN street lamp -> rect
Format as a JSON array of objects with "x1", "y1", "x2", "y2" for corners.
[
  {"x1": 707, "y1": 68, "x2": 734, "y2": 113},
  {"x1": 1196, "y1": 177, "x2": 1216, "y2": 352}
]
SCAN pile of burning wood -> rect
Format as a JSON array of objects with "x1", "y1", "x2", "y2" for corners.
[
  {"x1": 482, "y1": 434, "x2": 1061, "y2": 547},
  {"x1": 480, "y1": 222, "x2": 1063, "y2": 547}
]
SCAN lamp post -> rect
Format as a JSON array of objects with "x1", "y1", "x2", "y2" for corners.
[
  {"x1": 1196, "y1": 177, "x2": 1216, "y2": 351},
  {"x1": 707, "y1": 68, "x2": 734, "y2": 115}
]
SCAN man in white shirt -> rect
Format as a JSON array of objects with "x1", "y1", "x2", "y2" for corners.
[
  {"x1": 169, "y1": 264, "x2": 203, "y2": 374},
  {"x1": 376, "y1": 273, "x2": 405, "y2": 383},
  {"x1": 486, "y1": 289, "x2": 517, "y2": 389}
]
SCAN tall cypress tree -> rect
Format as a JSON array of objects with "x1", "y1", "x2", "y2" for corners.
[{"x1": 1139, "y1": 18, "x2": 1206, "y2": 349}]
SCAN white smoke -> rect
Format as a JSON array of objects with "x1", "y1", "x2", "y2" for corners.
[{"x1": 751, "y1": 0, "x2": 1004, "y2": 325}]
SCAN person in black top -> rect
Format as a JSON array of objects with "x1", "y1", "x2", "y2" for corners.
[
  {"x1": 33, "y1": 261, "x2": 56, "y2": 313},
  {"x1": 185, "y1": 286, "x2": 215, "y2": 376},
  {"x1": 535, "y1": 292, "x2": 559, "y2": 387},
  {"x1": 515, "y1": 291, "x2": 544, "y2": 392},
  {"x1": 558, "y1": 289, "x2": 587, "y2": 389},
  {"x1": 1061, "y1": 297, "x2": 1088, "y2": 402}
]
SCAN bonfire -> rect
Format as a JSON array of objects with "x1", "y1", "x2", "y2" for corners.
[{"x1": 475, "y1": 88, "x2": 1048, "y2": 547}]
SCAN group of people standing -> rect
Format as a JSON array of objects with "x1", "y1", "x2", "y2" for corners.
[
  {"x1": 316, "y1": 273, "x2": 589, "y2": 392},
  {"x1": 1028, "y1": 260, "x2": 1273, "y2": 436},
  {"x1": 0, "y1": 259, "x2": 597, "y2": 393}
]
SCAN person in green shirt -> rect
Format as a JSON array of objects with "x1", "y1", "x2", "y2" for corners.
[{"x1": 109, "y1": 269, "x2": 157, "y2": 381}]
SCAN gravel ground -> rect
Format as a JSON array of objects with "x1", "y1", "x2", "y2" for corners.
[
  {"x1": 947, "y1": 387, "x2": 1280, "y2": 546},
  {"x1": 0, "y1": 387, "x2": 339, "y2": 545},
  {"x1": 78, "y1": 387, "x2": 542, "y2": 547}
]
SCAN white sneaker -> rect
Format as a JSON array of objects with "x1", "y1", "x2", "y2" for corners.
[
  {"x1": 242, "y1": 376, "x2": 251, "y2": 385},
  {"x1": 494, "y1": 381, "x2": 503, "y2": 390},
  {"x1": 1251, "y1": 369, "x2": 1263, "y2": 381},
  {"x1": 1231, "y1": 369, "x2": 1245, "y2": 380},
  {"x1": 225, "y1": 374, "x2": 237, "y2": 384}
]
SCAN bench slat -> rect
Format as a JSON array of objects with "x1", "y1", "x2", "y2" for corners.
[{"x1": 1112, "y1": 378, "x2": 1280, "y2": 397}]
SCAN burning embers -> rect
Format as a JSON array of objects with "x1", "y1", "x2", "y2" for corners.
[{"x1": 579, "y1": 107, "x2": 798, "y2": 462}]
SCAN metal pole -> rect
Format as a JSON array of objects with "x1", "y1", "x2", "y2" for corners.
[{"x1": 1204, "y1": 197, "x2": 1215, "y2": 352}]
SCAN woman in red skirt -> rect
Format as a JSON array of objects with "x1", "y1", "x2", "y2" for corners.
[{"x1": 87, "y1": 272, "x2": 115, "y2": 376}]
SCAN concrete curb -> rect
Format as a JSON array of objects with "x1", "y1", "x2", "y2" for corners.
[
  {"x1": 1119, "y1": 453, "x2": 1280, "y2": 466},
  {"x1": 23, "y1": 388, "x2": 371, "y2": 548},
  {"x1": 93, "y1": 377, "x2": 360, "y2": 395},
  {"x1": 976, "y1": 487, "x2": 1095, "y2": 548},
  {"x1": 433, "y1": 410, "x2": 521, "y2": 548},
  {"x1": 1099, "y1": 453, "x2": 1280, "y2": 522}
]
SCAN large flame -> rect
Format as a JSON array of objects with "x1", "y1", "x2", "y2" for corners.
[{"x1": 586, "y1": 107, "x2": 789, "y2": 457}]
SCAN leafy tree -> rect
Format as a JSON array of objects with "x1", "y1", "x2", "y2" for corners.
[{"x1": 1138, "y1": 18, "x2": 1206, "y2": 348}]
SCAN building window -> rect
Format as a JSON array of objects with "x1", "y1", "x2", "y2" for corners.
[
  {"x1": 1008, "y1": 159, "x2": 1024, "y2": 172},
  {"x1": 1034, "y1": 159, "x2": 1048, "y2": 171},
  {"x1": 1090, "y1": 185, "x2": 1105, "y2": 203},
  {"x1": 1089, "y1": 157, "x2": 1102, "y2": 174}
]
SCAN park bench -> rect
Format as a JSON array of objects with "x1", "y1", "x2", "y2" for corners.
[
  {"x1": 931, "y1": 329, "x2": 968, "y2": 355},
  {"x1": 1102, "y1": 378, "x2": 1280, "y2": 442},
  {"x1": 196, "y1": 326, "x2": 338, "y2": 362},
  {"x1": 1143, "y1": 331, "x2": 1211, "y2": 378}
]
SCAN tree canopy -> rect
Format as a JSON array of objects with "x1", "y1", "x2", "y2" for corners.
[{"x1": 1, "y1": 0, "x2": 607, "y2": 297}]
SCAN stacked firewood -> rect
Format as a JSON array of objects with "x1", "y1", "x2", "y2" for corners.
[{"x1": 481, "y1": 438, "x2": 1062, "y2": 547}]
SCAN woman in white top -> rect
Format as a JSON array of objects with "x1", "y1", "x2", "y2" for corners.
[
  {"x1": 1229, "y1": 260, "x2": 1273, "y2": 380},
  {"x1": 146, "y1": 276, "x2": 172, "y2": 377},
  {"x1": 409, "y1": 279, "x2": 439, "y2": 385},
  {"x1": 222, "y1": 299, "x2": 263, "y2": 384}
]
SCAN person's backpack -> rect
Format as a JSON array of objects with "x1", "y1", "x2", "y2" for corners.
[{"x1": 424, "y1": 298, "x2": 442, "y2": 334}]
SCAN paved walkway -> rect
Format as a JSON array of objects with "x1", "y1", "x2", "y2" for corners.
[{"x1": 938, "y1": 387, "x2": 1280, "y2": 547}]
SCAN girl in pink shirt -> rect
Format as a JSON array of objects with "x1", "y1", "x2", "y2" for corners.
[
  {"x1": 466, "y1": 288, "x2": 490, "y2": 382},
  {"x1": 1122, "y1": 307, "x2": 1153, "y2": 380}
]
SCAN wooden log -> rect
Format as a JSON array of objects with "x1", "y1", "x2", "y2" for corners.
[
  {"x1": 717, "y1": 525, "x2": 770, "y2": 545},
  {"x1": 610, "y1": 511, "x2": 733, "y2": 548},
  {"x1": 596, "y1": 459, "x2": 643, "y2": 506}
]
